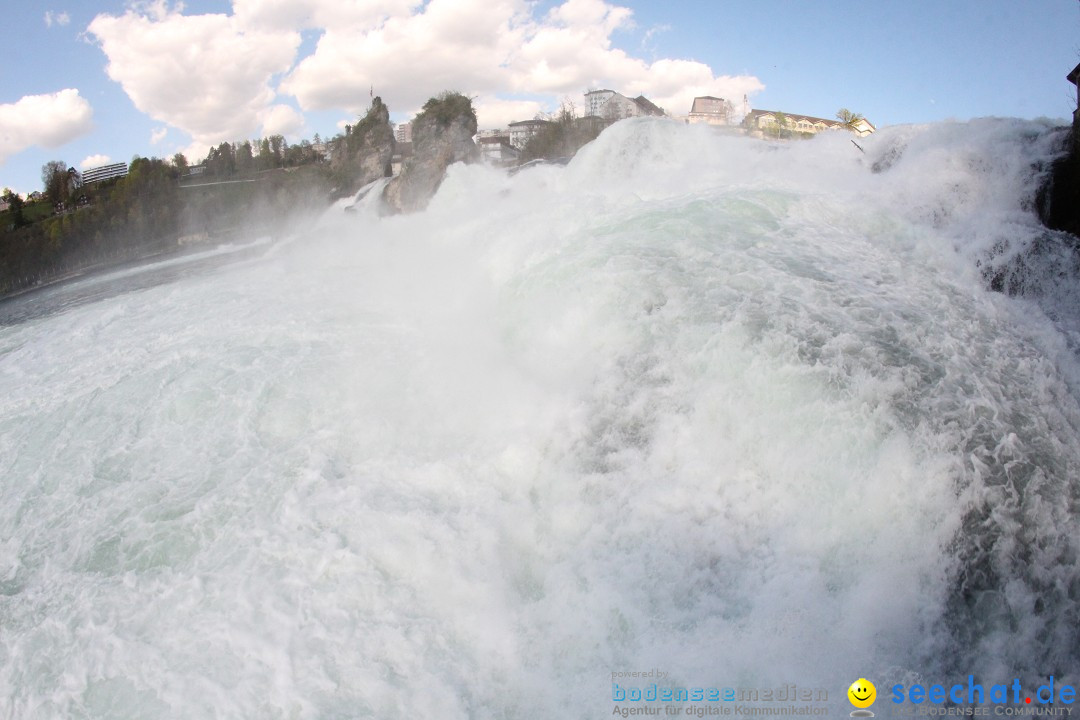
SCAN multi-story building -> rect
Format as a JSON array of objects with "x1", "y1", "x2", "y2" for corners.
[
  {"x1": 81, "y1": 162, "x2": 128, "y2": 185},
  {"x1": 584, "y1": 89, "x2": 616, "y2": 116},
  {"x1": 584, "y1": 89, "x2": 666, "y2": 122},
  {"x1": 508, "y1": 119, "x2": 551, "y2": 149},
  {"x1": 476, "y1": 134, "x2": 519, "y2": 166},
  {"x1": 394, "y1": 121, "x2": 412, "y2": 144},
  {"x1": 743, "y1": 110, "x2": 875, "y2": 138},
  {"x1": 687, "y1": 96, "x2": 732, "y2": 125}
]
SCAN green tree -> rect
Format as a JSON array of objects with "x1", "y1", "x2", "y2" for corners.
[
  {"x1": 268, "y1": 135, "x2": 285, "y2": 167},
  {"x1": 172, "y1": 152, "x2": 189, "y2": 172},
  {"x1": 414, "y1": 91, "x2": 477, "y2": 131},
  {"x1": 284, "y1": 139, "x2": 317, "y2": 167},
  {"x1": 258, "y1": 138, "x2": 273, "y2": 169},
  {"x1": 205, "y1": 142, "x2": 236, "y2": 176},
  {"x1": 519, "y1": 99, "x2": 602, "y2": 163},
  {"x1": 772, "y1": 112, "x2": 790, "y2": 139},
  {"x1": 836, "y1": 108, "x2": 865, "y2": 132},
  {"x1": 2, "y1": 188, "x2": 27, "y2": 229},
  {"x1": 41, "y1": 160, "x2": 68, "y2": 206},
  {"x1": 236, "y1": 141, "x2": 254, "y2": 173}
]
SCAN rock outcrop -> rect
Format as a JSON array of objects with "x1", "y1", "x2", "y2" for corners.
[
  {"x1": 1037, "y1": 127, "x2": 1080, "y2": 239},
  {"x1": 382, "y1": 92, "x2": 480, "y2": 214},
  {"x1": 333, "y1": 97, "x2": 395, "y2": 197}
]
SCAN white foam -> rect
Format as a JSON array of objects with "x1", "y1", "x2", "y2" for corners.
[{"x1": 1, "y1": 117, "x2": 1078, "y2": 718}]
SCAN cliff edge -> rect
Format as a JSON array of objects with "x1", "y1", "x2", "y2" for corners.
[
  {"x1": 1037, "y1": 128, "x2": 1080, "y2": 239},
  {"x1": 333, "y1": 97, "x2": 395, "y2": 197},
  {"x1": 382, "y1": 92, "x2": 479, "y2": 214}
]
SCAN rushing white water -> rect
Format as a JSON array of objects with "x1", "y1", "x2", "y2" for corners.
[{"x1": 1, "y1": 118, "x2": 1078, "y2": 718}]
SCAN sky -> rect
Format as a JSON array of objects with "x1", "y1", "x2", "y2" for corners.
[{"x1": 1, "y1": 0, "x2": 1078, "y2": 196}]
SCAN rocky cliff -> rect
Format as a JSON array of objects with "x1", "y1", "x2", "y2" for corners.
[
  {"x1": 1037, "y1": 127, "x2": 1080, "y2": 239},
  {"x1": 333, "y1": 97, "x2": 395, "y2": 197},
  {"x1": 382, "y1": 92, "x2": 479, "y2": 214}
]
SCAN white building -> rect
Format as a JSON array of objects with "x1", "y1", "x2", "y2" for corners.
[
  {"x1": 508, "y1": 119, "x2": 550, "y2": 149},
  {"x1": 686, "y1": 96, "x2": 732, "y2": 126},
  {"x1": 81, "y1": 162, "x2": 128, "y2": 185},
  {"x1": 584, "y1": 89, "x2": 665, "y2": 122},
  {"x1": 476, "y1": 135, "x2": 519, "y2": 166},
  {"x1": 395, "y1": 121, "x2": 412, "y2": 144},
  {"x1": 585, "y1": 89, "x2": 616, "y2": 116},
  {"x1": 848, "y1": 118, "x2": 876, "y2": 137}
]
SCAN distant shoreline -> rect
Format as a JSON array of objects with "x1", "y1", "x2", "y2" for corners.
[{"x1": 0, "y1": 230, "x2": 263, "y2": 311}]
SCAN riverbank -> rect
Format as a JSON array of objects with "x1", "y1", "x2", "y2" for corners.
[
  {"x1": 0, "y1": 162, "x2": 334, "y2": 300},
  {"x1": 0, "y1": 233, "x2": 274, "y2": 325}
]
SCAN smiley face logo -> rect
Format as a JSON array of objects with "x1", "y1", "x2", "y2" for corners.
[{"x1": 848, "y1": 678, "x2": 877, "y2": 709}]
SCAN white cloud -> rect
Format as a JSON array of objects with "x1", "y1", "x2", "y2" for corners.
[
  {"x1": 81, "y1": 154, "x2": 112, "y2": 169},
  {"x1": 87, "y1": 5, "x2": 300, "y2": 150},
  {"x1": 627, "y1": 59, "x2": 765, "y2": 119},
  {"x1": 261, "y1": 104, "x2": 304, "y2": 137},
  {"x1": 0, "y1": 89, "x2": 94, "y2": 165},
  {"x1": 641, "y1": 24, "x2": 671, "y2": 50},
  {"x1": 44, "y1": 10, "x2": 71, "y2": 27},
  {"x1": 179, "y1": 140, "x2": 213, "y2": 165},
  {"x1": 548, "y1": 0, "x2": 632, "y2": 36},
  {"x1": 127, "y1": 0, "x2": 172, "y2": 22},
  {"x1": 151, "y1": 126, "x2": 168, "y2": 144},
  {"x1": 88, "y1": 0, "x2": 763, "y2": 145},
  {"x1": 232, "y1": 0, "x2": 421, "y2": 32},
  {"x1": 472, "y1": 97, "x2": 545, "y2": 129},
  {"x1": 279, "y1": 0, "x2": 530, "y2": 116},
  {"x1": 280, "y1": 0, "x2": 762, "y2": 122}
]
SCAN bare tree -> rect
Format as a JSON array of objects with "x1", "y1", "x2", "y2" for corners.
[{"x1": 41, "y1": 160, "x2": 68, "y2": 206}]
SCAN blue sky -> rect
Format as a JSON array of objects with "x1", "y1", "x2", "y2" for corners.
[{"x1": 2, "y1": 0, "x2": 1078, "y2": 196}]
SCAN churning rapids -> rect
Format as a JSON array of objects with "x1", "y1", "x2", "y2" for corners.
[{"x1": 1, "y1": 118, "x2": 1079, "y2": 718}]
